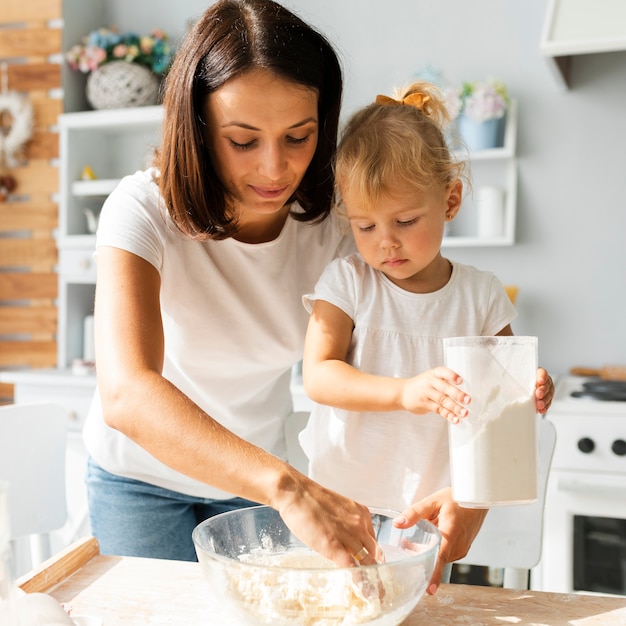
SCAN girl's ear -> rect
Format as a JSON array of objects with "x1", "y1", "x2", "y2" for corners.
[{"x1": 445, "y1": 179, "x2": 463, "y2": 221}]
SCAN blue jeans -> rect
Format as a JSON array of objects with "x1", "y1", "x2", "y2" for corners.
[{"x1": 86, "y1": 457, "x2": 259, "y2": 561}]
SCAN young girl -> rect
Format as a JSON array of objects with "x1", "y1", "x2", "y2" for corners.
[{"x1": 300, "y1": 81, "x2": 554, "y2": 591}]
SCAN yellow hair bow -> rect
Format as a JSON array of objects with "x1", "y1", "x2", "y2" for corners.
[{"x1": 375, "y1": 92, "x2": 431, "y2": 114}]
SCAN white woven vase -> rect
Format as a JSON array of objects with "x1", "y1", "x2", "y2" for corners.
[{"x1": 86, "y1": 61, "x2": 159, "y2": 110}]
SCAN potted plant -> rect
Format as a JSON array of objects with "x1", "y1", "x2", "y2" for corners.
[
  {"x1": 444, "y1": 79, "x2": 509, "y2": 151},
  {"x1": 65, "y1": 27, "x2": 175, "y2": 110}
]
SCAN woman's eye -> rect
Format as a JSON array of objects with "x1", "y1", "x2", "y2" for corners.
[
  {"x1": 286, "y1": 135, "x2": 311, "y2": 146},
  {"x1": 229, "y1": 139, "x2": 256, "y2": 150}
]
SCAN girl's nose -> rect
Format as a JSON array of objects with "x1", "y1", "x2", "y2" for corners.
[
  {"x1": 379, "y1": 228, "x2": 400, "y2": 250},
  {"x1": 258, "y1": 143, "x2": 287, "y2": 179}
]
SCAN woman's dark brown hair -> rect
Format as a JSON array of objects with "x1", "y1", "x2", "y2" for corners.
[{"x1": 156, "y1": 0, "x2": 343, "y2": 239}]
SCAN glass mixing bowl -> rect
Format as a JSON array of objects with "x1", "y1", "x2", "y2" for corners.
[{"x1": 192, "y1": 505, "x2": 440, "y2": 625}]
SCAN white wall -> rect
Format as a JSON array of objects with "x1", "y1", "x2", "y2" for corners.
[{"x1": 106, "y1": 0, "x2": 626, "y2": 377}]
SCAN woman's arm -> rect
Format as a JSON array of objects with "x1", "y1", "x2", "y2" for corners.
[
  {"x1": 94, "y1": 247, "x2": 379, "y2": 567},
  {"x1": 303, "y1": 300, "x2": 470, "y2": 422}
]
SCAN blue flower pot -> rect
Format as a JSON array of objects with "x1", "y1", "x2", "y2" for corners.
[{"x1": 458, "y1": 115, "x2": 503, "y2": 152}]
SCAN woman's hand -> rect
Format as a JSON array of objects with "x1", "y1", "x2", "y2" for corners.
[
  {"x1": 393, "y1": 487, "x2": 487, "y2": 595},
  {"x1": 274, "y1": 470, "x2": 380, "y2": 568},
  {"x1": 535, "y1": 367, "x2": 554, "y2": 414},
  {"x1": 401, "y1": 367, "x2": 470, "y2": 424}
]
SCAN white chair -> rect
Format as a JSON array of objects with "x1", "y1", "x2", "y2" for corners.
[
  {"x1": 0, "y1": 402, "x2": 68, "y2": 573},
  {"x1": 284, "y1": 411, "x2": 310, "y2": 474},
  {"x1": 455, "y1": 417, "x2": 557, "y2": 589},
  {"x1": 284, "y1": 411, "x2": 557, "y2": 590}
]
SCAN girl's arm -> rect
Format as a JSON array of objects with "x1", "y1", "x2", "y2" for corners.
[
  {"x1": 303, "y1": 300, "x2": 470, "y2": 423},
  {"x1": 496, "y1": 324, "x2": 554, "y2": 414}
]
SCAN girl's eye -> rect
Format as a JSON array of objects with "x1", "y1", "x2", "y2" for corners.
[
  {"x1": 397, "y1": 217, "x2": 418, "y2": 227},
  {"x1": 229, "y1": 139, "x2": 256, "y2": 150},
  {"x1": 358, "y1": 224, "x2": 375, "y2": 232}
]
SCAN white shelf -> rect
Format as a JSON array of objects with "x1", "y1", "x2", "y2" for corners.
[
  {"x1": 60, "y1": 105, "x2": 164, "y2": 130},
  {"x1": 72, "y1": 179, "x2": 119, "y2": 197},
  {"x1": 57, "y1": 234, "x2": 96, "y2": 250},
  {"x1": 446, "y1": 100, "x2": 518, "y2": 246},
  {"x1": 443, "y1": 235, "x2": 513, "y2": 248},
  {"x1": 453, "y1": 100, "x2": 517, "y2": 160}
]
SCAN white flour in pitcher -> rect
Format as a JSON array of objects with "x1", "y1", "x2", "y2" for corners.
[{"x1": 450, "y1": 394, "x2": 537, "y2": 506}]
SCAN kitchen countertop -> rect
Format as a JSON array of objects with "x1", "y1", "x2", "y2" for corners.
[{"x1": 18, "y1": 537, "x2": 626, "y2": 625}]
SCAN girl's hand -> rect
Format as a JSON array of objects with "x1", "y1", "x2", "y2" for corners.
[
  {"x1": 393, "y1": 487, "x2": 487, "y2": 595},
  {"x1": 401, "y1": 367, "x2": 470, "y2": 424},
  {"x1": 535, "y1": 367, "x2": 554, "y2": 414}
]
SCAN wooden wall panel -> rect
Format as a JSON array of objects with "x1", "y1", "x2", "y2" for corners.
[
  {"x1": 30, "y1": 94, "x2": 63, "y2": 128},
  {"x1": 25, "y1": 131, "x2": 59, "y2": 160},
  {"x1": 0, "y1": 202, "x2": 57, "y2": 232},
  {"x1": 0, "y1": 28, "x2": 62, "y2": 58},
  {"x1": 0, "y1": 273, "x2": 57, "y2": 300},
  {"x1": 0, "y1": 306, "x2": 57, "y2": 334},
  {"x1": 4, "y1": 64, "x2": 61, "y2": 93},
  {"x1": 2, "y1": 0, "x2": 61, "y2": 25},
  {"x1": 0, "y1": 341, "x2": 57, "y2": 368},
  {"x1": 0, "y1": 8, "x2": 61, "y2": 401},
  {"x1": 12, "y1": 161, "x2": 60, "y2": 197},
  {"x1": 0, "y1": 239, "x2": 57, "y2": 269}
]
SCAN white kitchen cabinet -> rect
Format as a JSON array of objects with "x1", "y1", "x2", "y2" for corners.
[
  {"x1": 540, "y1": 0, "x2": 626, "y2": 88},
  {"x1": 443, "y1": 100, "x2": 518, "y2": 248}
]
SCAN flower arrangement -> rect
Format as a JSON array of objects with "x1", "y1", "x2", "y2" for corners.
[
  {"x1": 444, "y1": 79, "x2": 509, "y2": 123},
  {"x1": 65, "y1": 27, "x2": 174, "y2": 75}
]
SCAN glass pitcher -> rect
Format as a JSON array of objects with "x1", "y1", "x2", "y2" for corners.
[{"x1": 443, "y1": 336, "x2": 538, "y2": 507}]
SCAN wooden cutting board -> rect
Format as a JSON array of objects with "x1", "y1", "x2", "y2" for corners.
[
  {"x1": 17, "y1": 537, "x2": 626, "y2": 626},
  {"x1": 570, "y1": 365, "x2": 626, "y2": 381}
]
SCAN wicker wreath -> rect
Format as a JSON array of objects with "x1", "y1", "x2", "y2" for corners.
[
  {"x1": 86, "y1": 61, "x2": 159, "y2": 110},
  {"x1": 0, "y1": 91, "x2": 34, "y2": 167}
]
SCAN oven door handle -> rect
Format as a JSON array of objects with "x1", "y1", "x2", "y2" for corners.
[{"x1": 557, "y1": 476, "x2": 626, "y2": 497}]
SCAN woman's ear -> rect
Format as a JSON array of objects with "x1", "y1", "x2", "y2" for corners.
[{"x1": 444, "y1": 179, "x2": 463, "y2": 221}]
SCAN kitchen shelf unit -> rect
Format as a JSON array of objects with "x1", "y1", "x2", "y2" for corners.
[
  {"x1": 0, "y1": 106, "x2": 165, "y2": 560},
  {"x1": 443, "y1": 99, "x2": 518, "y2": 248},
  {"x1": 57, "y1": 105, "x2": 164, "y2": 370}
]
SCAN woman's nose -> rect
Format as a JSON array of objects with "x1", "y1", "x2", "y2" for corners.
[{"x1": 258, "y1": 144, "x2": 287, "y2": 179}]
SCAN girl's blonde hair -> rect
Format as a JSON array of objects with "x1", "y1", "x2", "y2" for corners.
[{"x1": 335, "y1": 81, "x2": 466, "y2": 210}]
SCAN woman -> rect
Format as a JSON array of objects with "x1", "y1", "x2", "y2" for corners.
[{"x1": 85, "y1": 0, "x2": 377, "y2": 568}]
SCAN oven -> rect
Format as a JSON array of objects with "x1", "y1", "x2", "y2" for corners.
[{"x1": 538, "y1": 376, "x2": 626, "y2": 595}]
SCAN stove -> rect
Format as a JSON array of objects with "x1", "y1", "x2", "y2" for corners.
[
  {"x1": 538, "y1": 376, "x2": 626, "y2": 596},
  {"x1": 549, "y1": 376, "x2": 626, "y2": 475}
]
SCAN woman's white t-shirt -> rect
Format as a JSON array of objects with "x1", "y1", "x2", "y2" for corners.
[
  {"x1": 83, "y1": 168, "x2": 354, "y2": 499},
  {"x1": 299, "y1": 253, "x2": 517, "y2": 512}
]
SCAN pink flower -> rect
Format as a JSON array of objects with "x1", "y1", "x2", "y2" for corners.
[{"x1": 112, "y1": 44, "x2": 128, "y2": 58}]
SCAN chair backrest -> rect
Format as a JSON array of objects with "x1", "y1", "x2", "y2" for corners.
[
  {"x1": 0, "y1": 403, "x2": 68, "y2": 540},
  {"x1": 456, "y1": 417, "x2": 557, "y2": 588},
  {"x1": 284, "y1": 411, "x2": 310, "y2": 474}
]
